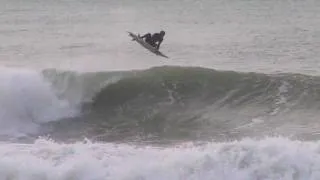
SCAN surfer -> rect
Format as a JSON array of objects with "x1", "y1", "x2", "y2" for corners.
[{"x1": 139, "y1": 30, "x2": 165, "y2": 50}]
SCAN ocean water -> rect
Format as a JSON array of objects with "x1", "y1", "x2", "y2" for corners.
[{"x1": 1, "y1": 0, "x2": 320, "y2": 179}]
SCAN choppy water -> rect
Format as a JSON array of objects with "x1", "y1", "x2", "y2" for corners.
[{"x1": 1, "y1": 0, "x2": 320, "y2": 179}]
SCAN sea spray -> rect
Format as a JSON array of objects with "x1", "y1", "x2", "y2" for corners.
[{"x1": 0, "y1": 68, "x2": 78, "y2": 137}]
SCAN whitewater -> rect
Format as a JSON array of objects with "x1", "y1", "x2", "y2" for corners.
[{"x1": 1, "y1": 0, "x2": 320, "y2": 179}]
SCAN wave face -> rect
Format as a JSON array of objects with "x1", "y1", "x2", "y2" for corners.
[{"x1": 39, "y1": 66, "x2": 320, "y2": 143}]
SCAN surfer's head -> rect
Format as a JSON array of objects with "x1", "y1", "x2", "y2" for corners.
[{"x1": 160, "y1": 30, "x2": 165, "y2": 37}]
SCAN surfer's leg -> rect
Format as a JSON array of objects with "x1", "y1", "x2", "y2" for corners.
[
  {"x1": 144, "y1": 33, "x2": 152, "y2": 42},
  {"x1": 145, "y1": 33, "x2": 151, "y2": 38},
  {"x1": 149, "y1": 42, "x2": 156, "y2": 47},
  {"x1": 144, "y1": 34, "x2": 156, "y2": 47},
  {"x1": 141, "y1": 33, "x2": 150, "y2": 39}
]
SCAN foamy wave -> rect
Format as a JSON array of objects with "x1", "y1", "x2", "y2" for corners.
[{"x1": 0, "y1": 137, "x2": 319, "y2": 180}]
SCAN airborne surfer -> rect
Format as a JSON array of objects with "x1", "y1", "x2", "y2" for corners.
[
  {"x1": 139, "y1": 30, "x2": 165, "y2": 50},
  {"x1": 127, "y1": 31, "x2": 169, "y2": 58}
]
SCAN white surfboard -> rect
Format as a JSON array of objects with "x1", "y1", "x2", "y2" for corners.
[{"x1": 128, "y1": 31, "x2": 169, "y2": 58}]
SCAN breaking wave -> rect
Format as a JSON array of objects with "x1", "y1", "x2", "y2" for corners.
[
  {"x1": 1, "y1": 66, "x2": 320, "y2": 142},
  {"x1": 39, "y1": 66, "x2": 320, "y2": 142}
]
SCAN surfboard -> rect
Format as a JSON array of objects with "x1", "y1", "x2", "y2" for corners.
[{"x1": 128, "y1": 31, "x2": 169, "y2": 58}]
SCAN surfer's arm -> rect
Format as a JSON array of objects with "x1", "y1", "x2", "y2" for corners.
[{"x1": 156, "y1": 39, "x2": 163, "y2": 50}]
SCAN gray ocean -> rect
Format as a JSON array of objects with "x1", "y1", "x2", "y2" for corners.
[{"x1": 1, "y1": 0, "x2": 320, "y2": 179}]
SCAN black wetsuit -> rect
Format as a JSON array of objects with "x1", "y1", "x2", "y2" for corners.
[{"x1": 141, "y1": 33, "x2": 164, "y2": 50}]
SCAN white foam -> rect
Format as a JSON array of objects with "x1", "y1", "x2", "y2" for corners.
[
  {"x1": 0, "y1": 137, "x2": 319, "y2": 180},
  {"x1": 0, "y1": 68, "x2": 79, "y2": 137}
]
